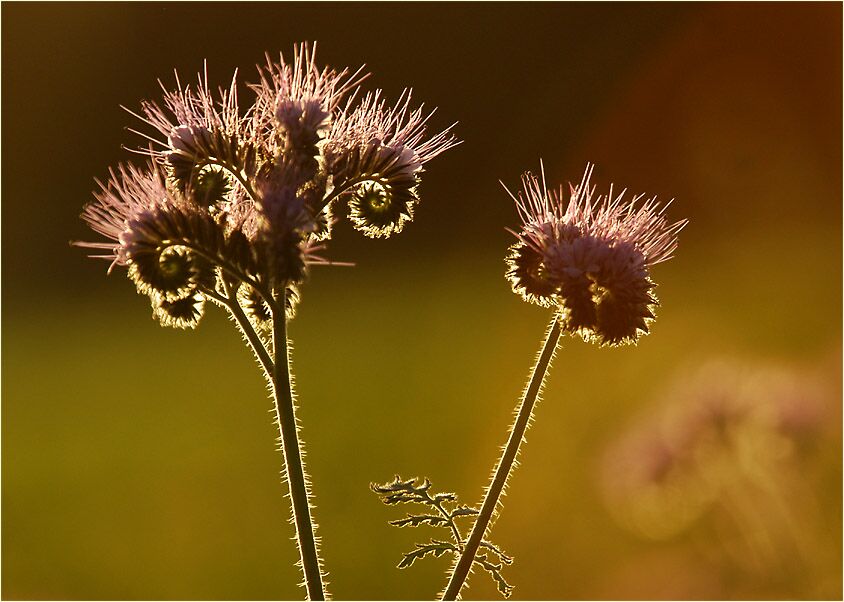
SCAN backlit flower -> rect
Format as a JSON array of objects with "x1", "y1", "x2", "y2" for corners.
[
  {"x1": 75, "y1": 44, "x2": 458, "y2": 330},
  {"x1": 505, "y1": 164, "x2": 686, "y2": 346},
  {"x1": 324, "y1": 90, "x2": 459, "y2": 238}
]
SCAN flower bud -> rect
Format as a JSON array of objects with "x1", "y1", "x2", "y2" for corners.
[
  {"x1": 121, "y1": 206, "x2": 225, "y2": 299},
  {"x1": 190, "y1": 166, "x2": 232, "y2": 207},
  {"x1": 128, "y1": 246, "x2": 196, "y2": 300},
  {"x1": 348, "y1": 181, "x2": 416, "y2": 239},
  {"x1": 151, "y1": 291, "x2": 205, "y2": 329},
  {"x1": 505, "y1": 164, "x2": 685, "y2": 347},
  {"x1": 505, "y1": 241, "x2": 558, "y2": 307},
  {"x1": 238, "y1": 283, "x2": 272, "y2": 329}
]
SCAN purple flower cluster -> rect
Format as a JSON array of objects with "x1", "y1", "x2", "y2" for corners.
[{"x1": 77, "y1": 44, "x2": 458, "y2": 328}]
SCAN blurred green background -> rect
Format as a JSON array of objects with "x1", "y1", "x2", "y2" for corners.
[{"x1": 2, "y1": 2, "x2": 841, "y2": 600}]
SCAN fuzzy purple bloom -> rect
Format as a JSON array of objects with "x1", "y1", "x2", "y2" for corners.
[
  {"x1": 505, "y1": 164, "x2": 686, "y2": 346},
  {"x1": 76, "y1": 162, "x2": 178, "y2": 270}
]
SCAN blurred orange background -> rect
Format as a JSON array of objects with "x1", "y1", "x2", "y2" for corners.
[{"x1": 2, "y1": 3, "x2": 841, "y2": 600}]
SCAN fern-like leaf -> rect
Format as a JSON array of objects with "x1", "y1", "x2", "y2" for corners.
[
  {"x1": 390, "y1": 514, "x2": 448, "y2": 528},
  {"x1": 474, "y1": 554, "x2": 514, "y2": 598},
  {"x1": 372, "y1": 476, "x2": 435, "y2": 506},
  {"x1": 480, "y1": 540, "x2": 514, "y2": 564},
  {"x1": 398, "y1": 540, "x2": 458, "y2": 569},
  {"x1": 450, "y1": 505, "x2": 480, "y2": 519},
  {"x1": 373, "y1": 475, "x2": 514, "y2": 598}
]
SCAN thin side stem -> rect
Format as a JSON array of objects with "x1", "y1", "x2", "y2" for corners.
[
  {"x1": 424, "y1": 491, "x2": 464, "y2": 549},
  {"x1": 442, "y1": 312, "x2": 563, "y2": 601},
  {"x1": 204, "y1": 157, "x2": 261, "y2": 206},
  {"x1": 312, "y1": 175, "x2": 367, "y2": 215},
  {"x1": 188, "y1": 244, "x2": 274, "y2": 307},
  {"x1": 207, "y1": 281, "x2": 274, "y2": 380},
  {"x1": 271, "y1": 287, "x2": 326, "y2": 600}
]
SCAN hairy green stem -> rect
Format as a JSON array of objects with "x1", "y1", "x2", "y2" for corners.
[
  {"x1": 271, "y1": 287, "x2": 326, "y2": 600},
  {"x1": 188, "y1": 245, "x2": 273, "y2": 307},
  {"x1": 209, "y1": 281, "x2": 274, "y2": 380},
  {"x1": 442, "y1": 313, "x2": 563, "y2": 600}
]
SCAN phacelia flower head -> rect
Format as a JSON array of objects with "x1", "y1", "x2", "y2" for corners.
[
  {"x1": 252, "y1": 44, "x2": 366, "y2": 163},
  {"x1": 124, "y1": 43, "x2": 456, "y2": 245},
  {"x1": 76, "y1": 43, "x2": 458, "y2": 331},
  {"x1": 76, "y1": 160, "x2": 265, "y2": 328},
  {"x1": 505, "y1": 163, "x2": 686, "y2": 346}
]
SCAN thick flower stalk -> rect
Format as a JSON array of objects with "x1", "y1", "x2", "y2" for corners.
[{"x1": 75, "y1": 43, "x2": 457, "y2": 600}]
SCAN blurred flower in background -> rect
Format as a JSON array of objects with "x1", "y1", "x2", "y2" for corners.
[{"x1": 600, "y1": 355, "x2": 841, "y2": 598}]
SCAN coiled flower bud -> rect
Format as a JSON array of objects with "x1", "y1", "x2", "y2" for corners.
[
  {"x1": 324, "y1": 90, "x2": 458, "y2": 238},
  {"x1": 165, "y1": 124, "x2": 252, "y2": 196},
  {"x1": 151, "y1": 291, "x2": 205, "y2": 329},
  {"x1": 348, "y1": 180, "x2": 415, "y2": 239},
  {"x1": 74, "y1": 161, "x2": 266, "y2": 326},
  {"x1": 120, "y1": 204, "x2": 227, "y2": 297},
  {"x1": 189, "y1": 166, "x2": 232, "y2": 208},
  {"x1": 125, "y1": 244, "x2": 208, "y2": 301}
]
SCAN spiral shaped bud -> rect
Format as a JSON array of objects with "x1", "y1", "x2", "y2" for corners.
[
  {"x1": 348, "y1": 181, "x2": 415, "y2": 239},
  {"x1": 121, "y1": 208, "x2": 219, "y2": 300},
  {"x1": 504, "y1": 240, "x2": 558, "y2": 307},
  {"x1": 190, "y1": 166, "x2": 232, "y2": 207},
  {"x1": 126, "y1": 246, "x2": 203, "y2": 300},
  {"x1": 151, "y1": 291, "x2": 205, "y2": 329}
]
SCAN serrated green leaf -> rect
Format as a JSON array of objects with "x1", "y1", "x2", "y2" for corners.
[
  {"x1": 480, "y1": 540, "x2": 514, "y2": 564},
  {"x1": 450, "y1": 505, "x2": 480, "y2": 519},
  {"x1": 371, "y1": 475, "x2": 428, "y2": 495},
  {"x1": 397, "y1": 540, "x2": 458, "y2": 569},
  {"x1": 373, "y1": 476, "x2": 438, "y2": 509},
  {"x1": 390, "y1": 514, "x2": 448, "y2": 528},
  {"x1": 381, "y1": 491, "x2": 425, "y2": 505},
  {"x1": 474, "y1": 554, "x2": 514, "y2": 598}
]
